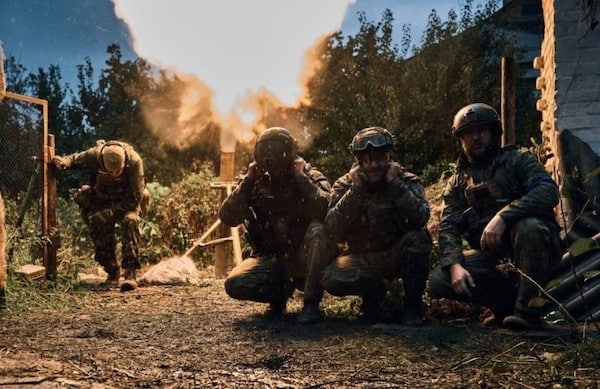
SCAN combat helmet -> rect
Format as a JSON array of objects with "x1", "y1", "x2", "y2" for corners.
[
  {"x1": 254, "y1": 127, "x2": 298, "y2": 172},
  {"x1": 452, "y1": 103, "x2": 501, "y2": 138},
  {"x1": 101, "y1": 143, "x2": 126, "y2": 172},
  {"x1": 349, "y1": 127, "x2": 395, "y2": 154}
]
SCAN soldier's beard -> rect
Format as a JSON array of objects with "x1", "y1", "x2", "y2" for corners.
[{"x1": 464, "y1": 140, "x2": 499, "y2": 165}]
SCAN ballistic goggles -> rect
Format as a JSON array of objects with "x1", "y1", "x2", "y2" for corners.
[{"x1": 349, "y1": 130, "x2": 394, "y2": 153}]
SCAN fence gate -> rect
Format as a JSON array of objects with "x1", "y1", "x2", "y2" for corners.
[{"x1": 0, "y1": 91, "x2": 57, "y2": 280}]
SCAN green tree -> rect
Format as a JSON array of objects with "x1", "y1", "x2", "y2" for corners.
[
  {"x1": 67, "y1": 44, "x2": 219, "y2": 186},
  {"x1": 300, "y1": 0, "x2": 531, "y2": 183},
  {"x1": 301, "y1": 9, "x2": 409, "y2": 180}
]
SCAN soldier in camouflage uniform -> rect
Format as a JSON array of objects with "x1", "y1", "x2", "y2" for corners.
[
  {"x1": 322, "y1": 127, "x2": 432, "y2": 325},
  {"x1": 429, "y1": 103, "x2": 563, "y2": 330},
  {"x1": 52, "y1": 140, "x2": 151, "y2": 286},
  {"x1": 220, "y1": 127, "x2": 335, "y2": 324}
]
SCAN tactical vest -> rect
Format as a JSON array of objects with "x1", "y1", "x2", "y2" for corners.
[
  {"x1": 461, "y1": 164, "x2": 512, "y2": 248},
  {"x1": 346, "y1": 190, "x2": 401, "y2": 253},
  {"x1": 246, "y1": 175, "x2": 304, "y2": 255}
]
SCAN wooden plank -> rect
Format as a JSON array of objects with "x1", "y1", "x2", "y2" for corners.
[{"x1": 15, "y1": 264, "x2": 46, "y2": 281}]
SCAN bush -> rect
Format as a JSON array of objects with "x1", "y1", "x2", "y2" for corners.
[
  {"x1": 420, "y1": 161, "x2": 455, "y2": 186},
  {"x1": 144, "y1": 162, "x2": 221, "y2": 267}
]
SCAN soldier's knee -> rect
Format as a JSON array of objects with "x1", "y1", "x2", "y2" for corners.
[{"x1": 513, "y1": 217, "x2": 553, "y2": 242}]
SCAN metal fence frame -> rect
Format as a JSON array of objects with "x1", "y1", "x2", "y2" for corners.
[{"x1": 2, "y1": 92, "x2": 57, "y2": 279}]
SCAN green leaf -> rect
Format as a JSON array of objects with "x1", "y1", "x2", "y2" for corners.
[
  {"x1": 529, "y1": 137, "x2": 539, "y2": 148},
  {"x1": 584, "y1": 166, "x2": 600, "y2": 182},
  {"x1": 528, "y1": 297, "x2": 548, "y2": 308},
  {"x1": 567, "y1": 238, "x2": 600, "y2": 257},
  {"x1": 583, "y1": 270, "x2": 600, "y2": 282},
  {"x1": 545, "y1": 278, "x2": 562, "y2": 289}
]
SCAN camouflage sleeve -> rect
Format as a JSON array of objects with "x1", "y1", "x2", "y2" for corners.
[
  {"x1": 294, "y1": 168, "x2": 331, "y2": 221},
  {"x1": 64, "y1": 146, "x2": 101, "y2": 170},
  {"x1": 111, "y1": 151, "x2": 145, "y2": 213},
  {"x1": 218, "y1": 175, "x2": 255, "y2": 227},
  {"x1": 438, "y1": 174, "x2": 467, "y2": 269},
  {"x1": 325, "y1": 173, "x2": 362, "y2": 241},
  {"x1": 497, "y1": 150, "x2": 559, "y2": 226},
  {"x1": 388, "y1": 174, "x2": 430, "y2": 229}
]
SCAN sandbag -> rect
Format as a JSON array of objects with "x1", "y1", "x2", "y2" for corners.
[{"x1": 138, "y1": 255, "x2": 199, "y2": 286}]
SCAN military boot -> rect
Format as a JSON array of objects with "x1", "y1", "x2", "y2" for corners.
[
  {"x1": 103, "y1": 268, "x2": 121, "y2": 288},
  {"x1": 502, "y1": 311, "x2": 543, "y2": 331},
  {"x1": 297, "y1": 301, "x2": 321, "y2": 324},
  {"x1": 398, "y1": 305, "x2": 424, "y2": 326},
  {"x1": 120, "y1": 267, "x2": 139, "y2": 292},
  {"x1": 123, "y1": 267, "x2": 138, "y2": 281}
]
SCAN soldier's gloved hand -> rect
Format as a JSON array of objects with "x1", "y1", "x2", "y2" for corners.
[
  {"x1": 246, "y1": 161, "x2": 263, "y2": 180},
  {"x1": 89, "y1": 209, "x2": 114, "y2": 225},
  {"x1": 293, "y1": 157, "x2": 307, "y2": 177},
  {"x1": 350, "y1": 164, "x2": 366, "y2": 187},
  {"x1": 51, "y1": 156, "x2": 68, "y2": 170},
  {"x1": 385, "y1": 161, "x2": 402, "y2": 183}
]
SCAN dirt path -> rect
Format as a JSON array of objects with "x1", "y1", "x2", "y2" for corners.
[{"x1": 0, "y1": 278, "x2": 597, "y2": 388}]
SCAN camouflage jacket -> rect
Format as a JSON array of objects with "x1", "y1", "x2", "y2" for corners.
[
  {"x1": 219, "y1": 167, "x2": 331, "y2": 256},
  {"x1": 62, "y1": 140, "x2": 146, "y2": 214},
  {"x1": 439, "y1": 146, "x2": 559, "y2": 269},
  {"x1": 326, "y1": 163, "x2": 430, "y2": 253}
]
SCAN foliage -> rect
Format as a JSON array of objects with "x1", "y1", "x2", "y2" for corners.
[
  {"x1": 301, "y1": 9, "x2": 408, "y2": 180},
  {"x1": 299, "y1": 0, "x2": 536, "y2": 181},
  {"x1": 145, "y1": 163, "x2": 220, "y2": 267},
  {"x1": 557, "y1": 338, "x2": 600, "y2": 369}
]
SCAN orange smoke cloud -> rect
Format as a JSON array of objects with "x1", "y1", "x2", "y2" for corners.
[
  {"x1": 140, "y1": 72, "x2": 215, "y2": 150},
  {"x1": 112, "y1": 0, "x2": 354, "y2": 151}
]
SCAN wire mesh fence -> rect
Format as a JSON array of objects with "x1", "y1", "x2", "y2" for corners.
[{"x1": 0, "y1": 92, "x2": 50, "y2": 275}]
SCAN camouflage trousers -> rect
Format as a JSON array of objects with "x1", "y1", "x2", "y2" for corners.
[
  {"x1": 429, "y1": 216, "x2": 563, "y2": 317},
  {"x1": 224, "y1": 221, "x2": 336, "y2": 306},
  {"x1": 76, "y1": 185, "x2": 151, "y2": 275},
  {"x1": 321, "y1": 229, "x2": 432, "y2": 310}
]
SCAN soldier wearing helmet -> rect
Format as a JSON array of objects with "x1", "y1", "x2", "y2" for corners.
[
  {"x1": 429, "y1": 103, "x2": 563, "y2": 330},
  {"x1": 322, "y1": 127, "x2": 432, "y2": 325},
  {"x1": 219, "y1": 127, "x2": 335, "y2": 324},
  {"x1": 52, "y1": 140, "x2": 151, "y2": 287}
]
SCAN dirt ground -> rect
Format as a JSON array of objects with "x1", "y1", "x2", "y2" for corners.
[{"x1": 0, "y1": 271, "x2": 599, "y2": 389}]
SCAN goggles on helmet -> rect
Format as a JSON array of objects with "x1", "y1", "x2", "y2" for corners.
[{"x1": 351, "y1": 133, "x2": 393, "y2": 153}]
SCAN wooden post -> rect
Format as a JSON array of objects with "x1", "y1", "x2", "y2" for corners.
[
  {"x1": 501, "y1": 57, "x2": 517, "y2": 146},
  {"x1": 214, "y1": 151, "x2": 235, "y2": 278},
  {"x1": 45, "y1": 134, "x2": 58, "y2": 280}
]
